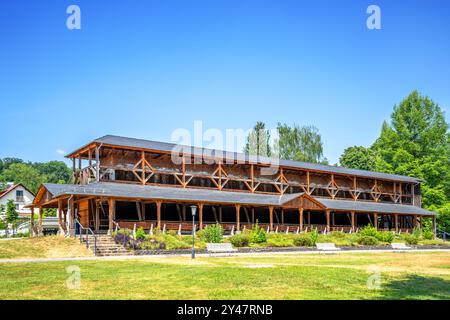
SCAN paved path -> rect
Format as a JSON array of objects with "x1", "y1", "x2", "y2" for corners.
[{"x1": 1, "y1": 248, "x2": 449, "y2": 264}]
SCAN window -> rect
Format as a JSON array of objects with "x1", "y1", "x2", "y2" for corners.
[
  {"x1": 15, "y1": 204, "x2": 20, "y2": 210},
  {"x1": 16, "y1": 190, "x2": 24, "y2": 202}
]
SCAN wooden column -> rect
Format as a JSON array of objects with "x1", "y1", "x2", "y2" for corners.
[
  {"x1": 394, "y1": 214, "x2": 399, "y2": 233},
  {"x1": 374, "y1": 212, "x2": 378, "y2": 230},
  {"x1": 199, "y1": 203, "x2": 204, "y2": 229},
  {"x1": 269, "y1": 206, "x2": 274, "y2": 231},
  {"x1": 308, "y1": 211, "x2": 311, "y2": 225},
  {"x1": 182, "y1": 205, "x2": 186, "y2": 221},
  {"x1": 326, "y1": 209, "x2": 330, "y2": 232},
  {"x1": 95, "y1": 146, "x2": 100, "y2": 182},
  {"x1": 235, "y1": 204, "x2": 241, "y2": 231},
  {"x1": 331, "y1": 212, "x2": 335, "y2": 226},
  {"x1": 95, "y1": 201, "x2": 100, "y2": 232},
  {"x1": 251, "y1": 208, "x2": 255, "y2": 224},
  {"x1": 299, "y1": 208, "x2": 304, "y2": 231},
  {"x1": 30, "y1": 206, "x2": 34, "y2": 236},
  {"x1": 219, "y1": 207, "x2": 222, "y2": 223},
  {"x1": 63, "y1": 209, "x2": 67, "y2": 227},
  {"x1": 72, "y1": 158, "x2": 76, "y2": 183},
  {"x1": 39, "y1": 207, "x2": 43, "y2": 236},
  {"x1": 281, "y1": 209, "x2": 284, "y2": 225},
  {"x1": 58, "y1": 199, "x2": 63, "y2": 234},
  {"x1": 156, "y1": 201, "x2": 162, "y2": 229},
  {"x1": 108, "y1": 198, "x2": 115, "y2": 234},
  {"x1": 351, "y1": 211, "x2": 355, "y2": 232}
]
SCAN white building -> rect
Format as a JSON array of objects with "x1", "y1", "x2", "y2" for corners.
[{"x1": 0, "y1": 183, "x2": 35, "y2": 218}]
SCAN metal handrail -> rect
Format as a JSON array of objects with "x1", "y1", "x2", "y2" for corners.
[{"x1": 75, "y1": 219, "x2": 97, "y2": 255}]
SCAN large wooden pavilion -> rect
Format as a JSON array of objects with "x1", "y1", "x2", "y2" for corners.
[{"x1": 30, "y1": 135, "x2": 436, "y2": 235}]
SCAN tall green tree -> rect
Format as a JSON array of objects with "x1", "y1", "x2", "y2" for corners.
[
  {"x1": 275, "y1": 123, "x2": 327, "y2": 164},
  {"x1": 339, "y1": 146, "x2": 377, "y2": 171},
  {"x1": 371, "y1": 90, "x2": 450, "y2": 209},
  {"x1": 244, "y1": 121, "x2": 272, "y2": 157},
  {"x1": 1, "y1": 163, "x2": 44, "y2": 193},
  {"x1": 6, "y1": 199, "x2": 18, "y2": 235}
]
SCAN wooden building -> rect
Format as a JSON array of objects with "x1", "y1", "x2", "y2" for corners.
[{"x1": 30, "y1": 135, "x2": 436, "y2": 235}]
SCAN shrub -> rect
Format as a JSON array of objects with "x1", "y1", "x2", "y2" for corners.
[
  {"x1": 139, "y1": 239, "x2": 166, "y2": 250},
  {"x1": 359, "y1": 225, "x2": 378, "y2": 237},
  {"x1": 200, "y1": 224, "x2": 223, "y2": 243},
  {"x1": 266, "y1": 234, "x2": 294, "y2": 247},
  {"x1": 135, "y1": 227, "x2": 146, "y2": 240},
  {"x1": 402, "y1": 233, "x2": 419, "y2": 245},
  {"x1": 250, "y1": 223, "x2": 267, "y2": 244},
  {"x1": 229, "y1": 233, "x2": 250, "y2": 247},
  {"x1": 357, "y1": 236, "x2": 379, "y2": 246},
  {"x1": 329, "y1": 231, "x2": 346, "y2": 239},
  {"x1": 293, "y1": 234, "x2": 313, "y2": 247},
  {"x1": 375, "y1": 231, "x2": 394, "y2": 243},
  {"x1": 309, "y1": 228, "x2": 319, "y2": 245},
  {"x1": 422, "y1": 230, "x2": 434, "y2": 240}
]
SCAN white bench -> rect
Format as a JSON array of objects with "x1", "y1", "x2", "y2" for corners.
[
  {"x1": 316, "y1": 243, "x2": 341, "y2": 251},
  {"x1": 391, "y1": 242, "x2": 411, "y2": 250},
  {"x1": 206, "y1": 243, "x2": 238, "y2": 254}
]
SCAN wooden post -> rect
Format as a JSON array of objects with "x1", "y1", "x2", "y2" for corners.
[
  {"x1": 72, "y1": 158, "x2": 76, "y2": 183},
  {"x1": 308, "y1": 211, "x2": 311, "y2": 225},
  {"x1": 95, "y1": 201, "x2": 100, "y2": 232},
  {"x1": 374, "y1": 212, "x2": 378, "y2": 230},
  {"x1": 39, "y1": 207, "x2": 43, "y2": 236},
  {"x1": 58, "y1": 199, "x2": 63, "y2": 233},
  {"x1": 219, "y1": 207, "x2": 222, "y2": 223},
  {"x1": 199, "y1": 203, "x2": 204, "y2": 230},
  {"x1": 108, "y1": 198, "x2": 115, "y2": 235},
  {"x1": 299, "y1": 208, "x2": 304, "y2": 231},
  {"x1": 306, "y1": 171, "x2": 310, "y2": 194},
  {"x1": 182, "y1": 205, "x2": 186, "y2": 221},
  {"x1": 251, "y1": 207, "x2": 255, "y2": 224},
  {"x1": 30, "y1": 206, "x2": 34, "y2": 236},
  {"x1": 331, "y1": 212, "x2": 335, "y2": 226},
  {"x1": 95, "y1": 146, "x2": 100, "y2": 182},
  {"x1": 63, "y1": 209, "x2": 67, "y2": 227},
  {"x1": 269, "y1": 206, "x2": 274, "y2": 231},
  {"x1": 326, "y1": 210, "x2": 330, "y2": 232},
  {"x1": 394, "y1": 214, "x2": 399, "y2": 233},
  {"x1": 235, "y1": 204, "x2": 241, "y2": 231},
  {"x1": 156, "y1": 201, "x2": 162, "y2": 229},
  {"x1": 351, "y1": 211, "x2": 355, "y2": 232},
  {"x1": 281, "y1": 209, "x2": 284, "y2": 225},
  {"x1": 141, "y1": 151, "x2": 146, "y2": 185}
]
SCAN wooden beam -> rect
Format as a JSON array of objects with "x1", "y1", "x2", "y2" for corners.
[
  {"x1": 235, "y1": 204, "x2": 241, "y2": 231},
  {"x1": 306, "y1": 171, "x2": 310, "y2": 194},
  {"x1": 326, "y1": 209, "x2": 330, "y2": 232},
  {"x1": 199, "y1": 203, "x2": 204, "y2": 230},
  {"x1": 156, "y1": 201, "x2": 162, "y2": 229},
  {"x1": 299, "y1": 208, "x2": 303, "y2": 231},
  {"x1": 269, "y1": 206, "x2": 274, "y2": 231},
  {"x1": 108, "y1": 198, "x2": 115, "y2": 234},
  {"x1": 351, "y1": 211, "x2": 355, "y2": 232},
  {"x1": 395, "y1": 213, "x2": 399, "y2": 233}
]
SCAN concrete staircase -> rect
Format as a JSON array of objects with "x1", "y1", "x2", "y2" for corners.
[{"x1": 82, "y1": 234, "x2": 133, "y2": 256}]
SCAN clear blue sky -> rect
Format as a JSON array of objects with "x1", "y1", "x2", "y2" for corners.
[{"x1": 0, "y1": 0, "x2": 449, "y2": 165}]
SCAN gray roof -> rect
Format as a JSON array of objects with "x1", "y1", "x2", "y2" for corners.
[
  {"x1": 315, "y1": 198, "x2": 435, "y2": 216},
  {"x1": 40, "y1": 182, "x2": 434, "y2": 216},
  {"x1": 41, "y1": 182, "x2": 305, "y2": 207},
  {"x1": 67, "y1": 135, "x2": 420, "y2": 183}
]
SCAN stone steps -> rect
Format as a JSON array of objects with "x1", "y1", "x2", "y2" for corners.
[{"x1": 81, "y1": 235, "x2": 133, "y2": 256}]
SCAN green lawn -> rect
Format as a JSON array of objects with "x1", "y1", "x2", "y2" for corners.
[
  {"x1": 0, "y1": 236, "x2": 92, "y2": 259},
  {"x1": 1, "y1": 251, "x2": 449, "y2": 299}
]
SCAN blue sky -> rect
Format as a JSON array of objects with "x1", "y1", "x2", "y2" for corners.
[{"x1": 0, "y1": 0, "x2": 449, "y2": 165}]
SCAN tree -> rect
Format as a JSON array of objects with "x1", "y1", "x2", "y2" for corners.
[
  {"x1": 1, "y1": 163, "x2": 44, "y2": 193},
  {"x1": 6, "y1": 199, "x2": 18, "y2": 235},
  {"x1": 339, "y1": 146, "x2": 377, "y2": 171},
  {"x1": 33, "y1": 161, "x2": 71, "y2": 184},
  {"x1": 275, "y1": 123, "x2": 327, "y2": 164},
  {"x1": 371, "y1": 90, "x2": 450, "y2": 209},
  {"x1": 244, "y1": 121, "x2": 272, "y2": 158}
]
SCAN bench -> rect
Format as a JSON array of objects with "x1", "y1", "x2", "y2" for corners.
[
  {"x1": 316, "y1": 243, "x2": 341, "y2": 251},
  {"x1": 206, "y1": 243, "x2": 238, "y2": 255},
  {"x1": 391, "y1": 242, "x2": 412, "y2": 250}
]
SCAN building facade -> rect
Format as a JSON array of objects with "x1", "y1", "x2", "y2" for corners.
[
  {"x1": 30, "y1": 135, "x2": 436, "y2": 235},
  {"x1": 0, "y1": 183, "x2": 35, "y2": 218}
]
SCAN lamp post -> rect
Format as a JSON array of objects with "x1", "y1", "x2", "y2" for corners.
[{"x1": 190, "y1": 205, "x2": 197, "y2": 259}]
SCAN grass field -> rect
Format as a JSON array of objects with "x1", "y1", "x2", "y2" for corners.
[
  {"x1": 1, "y1": 251, "x2": 449, "y2": 299},
  {"x1": 0, "y1": 237, "x2": 93, "y2": 259}
]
